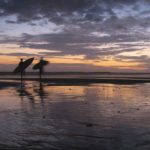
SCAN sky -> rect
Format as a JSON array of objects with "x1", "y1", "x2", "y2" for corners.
[{"x1": 0, "y1": 0, "x2": 150, "y2": 72}]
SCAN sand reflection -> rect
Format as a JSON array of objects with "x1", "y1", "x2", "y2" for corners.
[{"x1": 0, "y1": 82, "x2": 149, "y2": 149}]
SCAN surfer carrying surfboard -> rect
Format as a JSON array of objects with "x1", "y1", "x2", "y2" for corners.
[
  {"x1": 14, "y1": 57, "x2": 34, "y2": 83},
  {"x1": 33, "y1": 57, "x2": 49, "y2": 81}
]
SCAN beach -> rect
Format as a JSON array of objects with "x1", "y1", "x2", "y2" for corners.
[{"x1": 0, "y1": 79, "x2": 149, "y2": 149}]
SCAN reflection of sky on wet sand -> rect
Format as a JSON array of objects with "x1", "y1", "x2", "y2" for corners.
[{"x1": 0, "y1": 82, "x2": 150, "y2": 149}]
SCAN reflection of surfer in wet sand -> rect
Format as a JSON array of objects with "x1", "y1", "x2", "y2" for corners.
[
  {"x1": 33, "y1": 82, "x2": 47, "y2": 103},
  {"x1": 17, "y1": 84, "x2": 35, "y2": 102},
  {"x1": 13, "y1": 57, "x2": 34, "y2": 83},
  {"x1": 33, "y1": 57, "x2": 49, "y2": 82}
]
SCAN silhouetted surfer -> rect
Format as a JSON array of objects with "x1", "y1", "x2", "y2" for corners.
[
  {"x1": 14, "y1": 57, "x2": 34, "y2": 83},
  {"x1": 33, "y1": 57, "x2": 49, "y2": 82},
  {"x1": 19, "y1": 58, "x2": 24, "y2": 82}
]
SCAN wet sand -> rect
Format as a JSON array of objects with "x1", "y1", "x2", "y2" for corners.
[{"x1": 0, "y1": 80, "x2": 150, "y2": 149}]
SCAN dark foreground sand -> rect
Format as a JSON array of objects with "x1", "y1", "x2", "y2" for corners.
[{"x1": 0, "y1": 80, "x2": 149, "y2": 149}]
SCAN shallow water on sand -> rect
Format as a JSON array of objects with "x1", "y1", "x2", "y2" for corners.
[{"x1": 0, "y1": 81, "x2": 150, "y2": 149}]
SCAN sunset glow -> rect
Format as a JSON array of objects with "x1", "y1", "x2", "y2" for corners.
[{"x1": 0, "y1": 0, "x2": 149, "y2": 72}]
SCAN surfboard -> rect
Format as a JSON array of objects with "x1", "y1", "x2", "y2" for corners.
[
  {"x1": 33, "y1": 60, "x2": 49, "y2": 70},
  {"x1": 14, "y1": 58, "x2": 34, "y2": 74}
]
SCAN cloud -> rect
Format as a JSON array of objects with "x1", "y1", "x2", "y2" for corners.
[
  {"x1": 17, "y1": 31, "x2": 149, "y2": 59},
  {"x1": 0, "y1": 0, "x2": 150, "y2": 70},
  {"x1": 0, "y1": 0, "x2": 149, "y2": 24}
]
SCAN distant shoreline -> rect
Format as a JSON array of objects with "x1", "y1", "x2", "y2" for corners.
[
  {"x1": 0, "y1": 72, "x2": 150, "y2": 75},
  {"x1": 0, "y1": 77, "x2": 150, "y2": 85}
]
